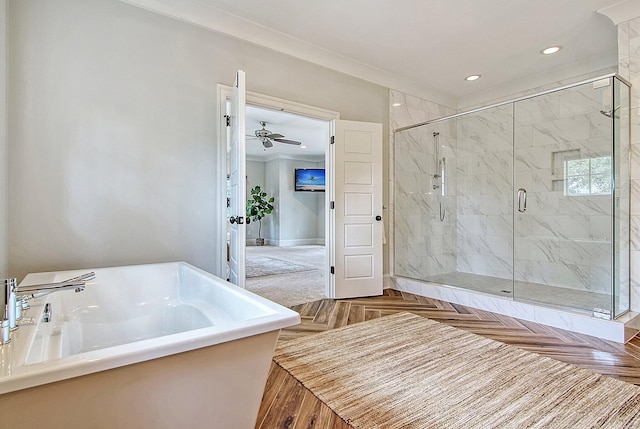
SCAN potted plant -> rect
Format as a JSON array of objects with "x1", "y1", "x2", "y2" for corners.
[{"x1": 246, "y1": 185, "x2": 274, "y2": 246}]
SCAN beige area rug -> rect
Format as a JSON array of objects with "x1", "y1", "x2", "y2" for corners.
[
  {"x1": 245, "y1": 246, "x2": 326, "y2": 307},
  {"x1": 245, "y1": 255, "x2": 317, "y2": 278},
  {"x1": 245, "y1": 269, "x2": 326, "y2": 307},
  {"x1": 274, "y1": 312, "x2": 640, "y2": 428}
]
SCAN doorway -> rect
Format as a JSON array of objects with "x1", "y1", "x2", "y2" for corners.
[
  {"x1": 219, "y1": 77, "x2": 383, "y2": 302},
  {"x1": 243, "y1": 104, "x2": 330, "y2": 306}
]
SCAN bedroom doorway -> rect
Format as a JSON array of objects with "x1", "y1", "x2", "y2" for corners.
[
  {"x1": 220, "y1": 77, "x2": 383, "y2": 304},
  {"x1": 244, "y1": 104, "x2": 330, "y2": 307}
]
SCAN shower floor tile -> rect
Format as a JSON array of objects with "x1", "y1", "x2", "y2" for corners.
[{"x1": 424, "y1": 271, "x2": 611, "y2": 315}]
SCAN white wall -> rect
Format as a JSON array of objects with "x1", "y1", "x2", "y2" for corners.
[
  {"x1": 7, "y1": 0, "x2": 388, "y2": 279},
  {"x1": 0, "y1": 0, "x2": 7, "y2": 277}
]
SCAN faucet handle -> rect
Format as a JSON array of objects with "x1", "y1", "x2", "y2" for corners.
[
  {"x1": 1, "y1": 317, "x2": 9, "y2": 344},
  {"x1": 3, "y1": 278, "x2": 16, "y2": 330},
  {"x1": 1, "y1": 278, "x2": 19, "y2": 344}
]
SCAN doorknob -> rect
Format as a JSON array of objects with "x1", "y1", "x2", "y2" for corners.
[
  {"x1": 229, "y1": 216, "x2": 237, "y2": 224},
  {"x1": 375, "y1": 215, "x2": 382, "y2": 221}
]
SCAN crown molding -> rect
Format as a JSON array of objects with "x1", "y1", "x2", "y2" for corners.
[
  {"x1": 119, "y1": 0, "x2": 456, "y2": 107},
  {"x1": 597, "y1": 0, "x2": 640, "y2": 25}
]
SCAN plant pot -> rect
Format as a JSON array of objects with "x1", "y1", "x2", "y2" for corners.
[{"x1": 256, "y1": 237, "x2": 265, "y2": 246}]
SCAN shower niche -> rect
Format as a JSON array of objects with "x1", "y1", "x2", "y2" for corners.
[{"x1": 394, "y1": 74, "x2": 631, "y2": 321}]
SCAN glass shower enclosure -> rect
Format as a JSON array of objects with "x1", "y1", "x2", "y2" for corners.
[{"x1": 393, "y1": 74, "x2": 631, "y2": 319}]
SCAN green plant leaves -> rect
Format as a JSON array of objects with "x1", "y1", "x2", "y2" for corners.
[
  {"x1": 246, "y1": 185, "x2": 275, "y2": 239},
  {"x1": 246, "y1": 185, "x2": 275, "y2": 223}
]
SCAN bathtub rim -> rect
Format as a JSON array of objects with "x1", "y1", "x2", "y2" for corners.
[{"x1": 0, "y1": 261, "x2": 300, "y2": 395}]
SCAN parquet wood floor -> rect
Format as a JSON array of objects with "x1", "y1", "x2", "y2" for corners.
[{"x1": 255, "y1": 289, "x2": 640, "y2": 429}]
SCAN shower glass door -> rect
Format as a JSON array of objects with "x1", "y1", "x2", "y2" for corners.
[
  {"x1": 394, "y1": 105, "x2": 514, "y2": 295},
  {"x1": 613, "y1": 76, "x2": 631, "y2": 318},
  {"x1": 453, "y1": 106, "x2": 514, "y2": 294},
  {"x1": 513, "y1": 79, "x2": 614, "y2": 315}
]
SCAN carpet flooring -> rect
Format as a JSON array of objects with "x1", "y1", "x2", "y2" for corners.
[
  {"x1": 245, "y1": 255, "x2": 317, "y2": 278},
  {"x1": 245, "y1": 245, "x2": 327, "y2": 307},
  {"x1": 274, "y1": 312, "x2": 640, "y2": 428}
]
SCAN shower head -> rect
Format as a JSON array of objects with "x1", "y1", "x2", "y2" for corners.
[{"x1": 600, "y1": 105, "x2": 620, "y2": 118}]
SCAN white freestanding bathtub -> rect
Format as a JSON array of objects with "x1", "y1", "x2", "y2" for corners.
[{"x1": 0, "y1": 262, "x2": 300, "y2": 429}]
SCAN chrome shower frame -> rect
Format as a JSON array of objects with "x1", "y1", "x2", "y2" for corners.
[{"x1": 393, "y1": 72, "x2": 632, "y2": 320}]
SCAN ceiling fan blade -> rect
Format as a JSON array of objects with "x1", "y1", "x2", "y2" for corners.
[
  {"x1": 266, "y1": 133, "x2": 284, "y2": 139},
  {"x1": 272, "y1": 138, "x2": 301, "y2": 145},
  {"x1": 262, "y1": 139, "x2": 274, "y2": 148}
]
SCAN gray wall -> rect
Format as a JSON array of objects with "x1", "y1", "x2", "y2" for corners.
[
  {"x1": 277, "y1": 159, "x2": 324, "y2": 246},
  {"x1": 265, "y1": 159, "x2": 280, "y2": 244},
  {"x1": 7, "y1": 0, "x2": 388, "y2": 279},
  {"x1": 246, "y1": 159, "x2": 267, "y2": 243},
  {"x1": 247, "y1": 158, "x2": 324, "y2": 246},
  {"x1": 0, "y1": 0, "x2": 7, "y2": 277}
]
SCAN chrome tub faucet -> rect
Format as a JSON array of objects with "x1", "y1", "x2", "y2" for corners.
[{"x1": 1, "y1": 272, "x2": 95, "y2": 344}]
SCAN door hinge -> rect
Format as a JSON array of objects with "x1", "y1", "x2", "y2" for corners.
[
  {"x1": 330, "y1": 201, "x2": 335, "y2": 209},
  {"x1": 330, "y1": 266, "x2": 335, "y2": 274},
  {"x1": 330, "y1": 136, "x2": 335, "y2": 145},
  {"x1": 224, "y1": 115, "x2": 231, "y2": 127}
]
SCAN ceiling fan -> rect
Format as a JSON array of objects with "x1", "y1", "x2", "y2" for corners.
[{"x1": 248, "y1": 121, "x2": 302, "y2": 148}]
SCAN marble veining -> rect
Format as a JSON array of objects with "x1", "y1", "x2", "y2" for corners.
[{"x1": 393, "y1": 72, "x2": 632, "y2": 317}]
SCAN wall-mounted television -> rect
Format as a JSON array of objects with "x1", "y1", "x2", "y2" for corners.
[{"x1": 294, "y1": 168, "x2": 325, "y2": 192}]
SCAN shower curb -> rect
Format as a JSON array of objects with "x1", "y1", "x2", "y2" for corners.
[{"x1": 390, "y1": 277, "x2": 640, "y2": 343}]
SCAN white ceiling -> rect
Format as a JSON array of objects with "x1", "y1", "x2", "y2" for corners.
[
  {"x1": 121, "y1": 0, "x2": 638, "y2": 157},
  {"x1": 192, "y1": 0, "x2": 623, "y2": 106}
]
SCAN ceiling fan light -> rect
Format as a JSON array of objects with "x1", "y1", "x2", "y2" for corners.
[{"x1": 465, "y1": 74, "x2": 481, "y2": 81}]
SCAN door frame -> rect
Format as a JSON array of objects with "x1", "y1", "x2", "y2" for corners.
[{"x1": 216, "y1": 85, "x2": 340, "y2": 296}]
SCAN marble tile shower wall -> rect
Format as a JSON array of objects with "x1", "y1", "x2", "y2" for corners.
[
  {"x1": 392, "y1": 16, "x2": 640, "y2": 314},
  {"x1": 394, "y1": 124, "x2": 457, "y2": 279},
  {"x1": 455, "y1": 106, "x2": 513, "y2": 279},
  {"x1": 513, "y1": 85, "x2": 614, "y2": 294},
  {"x1": 393, "y1": 85, "x2": 621, "y2": 297},
  {"x1": 619, "y1": 18, "x2": 640, "y2": 312},
  {"x1": 390, "y1": 91, "x2": 456, "y2": 280}
]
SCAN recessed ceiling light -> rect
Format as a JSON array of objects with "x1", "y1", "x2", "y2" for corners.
[
  {"x1": 541, "y1": 46, "x2": 562, "y2": 55},
  {"x1": 392, "y1": 102, "x2": 402, "y2": 107},
  {"x1": 465, "y1": 74, "x2": 481, "y2": 81},
  {"x1": 300, "y1": 145, "x2": 307, "y2": 149}
]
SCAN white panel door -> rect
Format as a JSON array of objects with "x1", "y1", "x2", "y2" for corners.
[
  {"x1": 228, "y1": 70, "x2": 246, "y2": 287},
  {"x1": 332, "y1": 119, "x2": 383, "y2": 298}
]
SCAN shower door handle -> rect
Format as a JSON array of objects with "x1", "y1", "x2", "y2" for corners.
[{"x1": 517, "y1": 188, "x2": 527, "y2": 213}]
